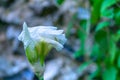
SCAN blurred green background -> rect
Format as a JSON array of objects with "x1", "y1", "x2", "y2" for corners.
[{"x1": 0, "y1": 0, "x2": 120, "y2": 80}]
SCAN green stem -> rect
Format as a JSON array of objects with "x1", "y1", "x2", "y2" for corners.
[
  {"x1": 36, "y1": 73, "x2": 44, "y2": 80},
  {"x1": 32, "y1": 59, "x2": 45, "y2": 80},
  {"x1": 38, "y1": 76, "x2": 44, "y2": 80},
  {"x1": 35, "y1": 63, "x2": 44, "y2": 80}
]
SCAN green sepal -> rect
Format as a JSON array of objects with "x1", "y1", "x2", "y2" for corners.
[
  {"x1": 25, "y1": 45, "x2": 38, "y2": 64},
  {"x1": 35, "y1": 41, "x2": 52, "y2": 66}
]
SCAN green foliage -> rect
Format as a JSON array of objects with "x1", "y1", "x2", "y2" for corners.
[
  {"x1": 95, "y1": 21, "x2": 110, "y2": 32},
  {"x1": 103, "y1": 67, "x2": 117, "y2": 80},
  {"x1": 74, "y1": 20, "x2": 88, "y2": 58},
  {"x1": 118, "y1": 54, "x2": 120, "y2": 68},
  {"x1": 91, "y1": 0, "x2": 103, "y2": 25},
  {"x1": 66, "y1": 0, "x2": 120, "y2": 80},
  {"x1": 66, "y1": 14, "x2": 77, "y2": 37},
  {"x1": 101, "y1": 0, "x2": 116, "y2": 18},
  {"x1": 89, "y1": 67, "x2": 99, "y2": 79},
  {"x1": 101, "y1": 0, "x2": 116, "y2": 12},
  {"x1": 78, "y1": 61, "x2": 92, "y2": 72},
  {"x1": 101, "y1": 8, "x2": 114, "y2": 19},
  {"x1": 55, "y1": 0, "x2": 65, "y2": 5},
  {"x1": 109, "y1": 38, "x2": 116, "y2": 64},
  {"x1": 114, "y1": 8, "x2": 120, "y2": 25}
]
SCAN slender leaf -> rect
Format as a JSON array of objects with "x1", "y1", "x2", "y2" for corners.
[
  {"x1": 109, "y1": 39, "x2": 116, "y2": 64},
  {"x1": 101, "y1": 8, "x2": 114, "y2": 19},
  {"x1": 118, "y1": 54, "x2": 120, "y2": 68},
  {"x1": 91, "y1": 0, "x2": 103, "y2": 25},
  {"x1": 101, "y1": 0, "x2": 116, "y2": 18},
  {"x1": 96, "y1": 21, "x2": 110, "y2": 32},
  {"x1": 91, "y1": 43, "x2": 100, "y2": 58},
  {"x1": 88, "y1": 65, "x2": 99, "y2": 79},
  {"x1": 78, "y1": 61, "x2": 92, "y2": 72},
  {"x1": 114, "y1": 8, "x2": 120, "y2": 25},
  {"x1": 101, "y1": 0, "x2": 116, "y2": 13},
  {"x1": 103, "y1": 67, "x2": 117, "y2": 80}
]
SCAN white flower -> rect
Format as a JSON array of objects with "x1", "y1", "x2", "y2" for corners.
[
  {"x1": 18, "y1": 22, "x2": 67, "y2": 51},
  {"x1": 18, "y1": 22, "x2": 67, "y2": 64}
]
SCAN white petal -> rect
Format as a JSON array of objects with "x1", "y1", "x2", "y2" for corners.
[
  {"x1": 44, "y1": 38, "x2": 63, "y2": 51},
  {"x1": 18, "y1": 22, "x2": 34, "y2": 49},
  {"x1": 29, "y1": 26, "x2": 57, "y2": 31},
  {"x1": 18, "y1": 22, "x2": 67, "y2": 51},
  {"x1": 55, "y1": 34, "x2": 67, "y2": 45}
]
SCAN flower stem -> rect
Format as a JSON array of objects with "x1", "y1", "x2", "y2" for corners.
[
  {"x1": 38, "y1": 76, "x2": 44, "y2": 80},
  {"x1": 36, "y1": 72, "x2": 44, "y2": 80},
  {"x1": 32, "y1": 61, "x2": 44, "y2": 80}
]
